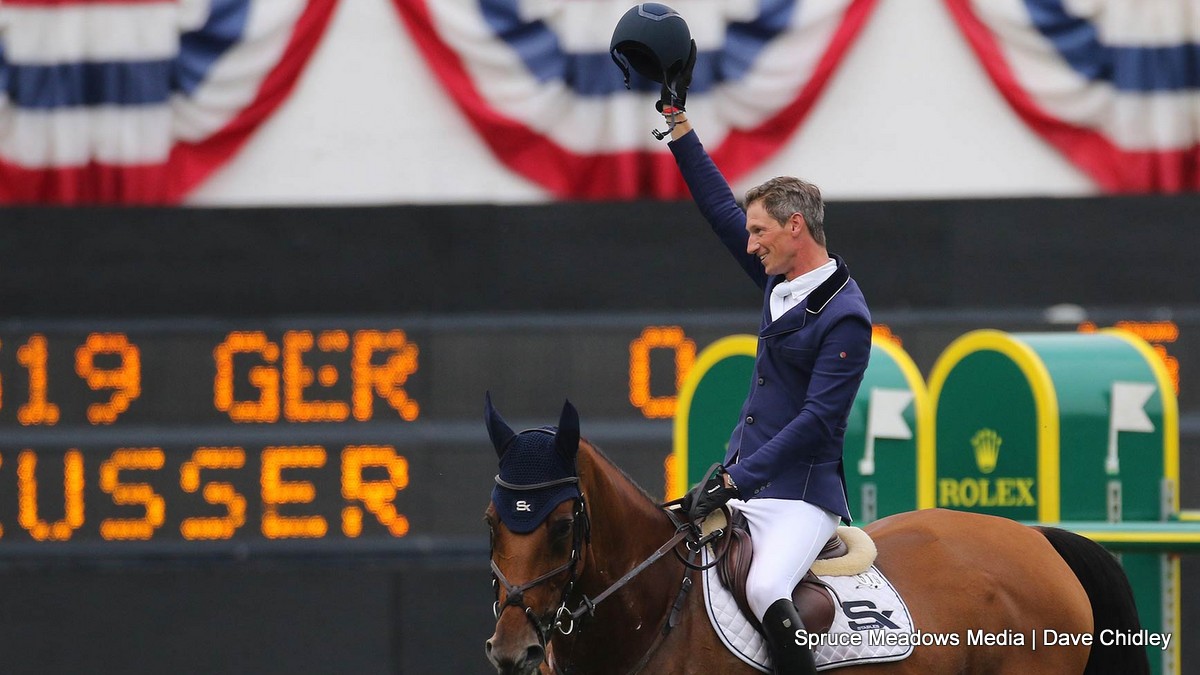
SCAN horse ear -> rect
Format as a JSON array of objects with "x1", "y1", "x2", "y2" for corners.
[
  {"x1": 484, "y1": 391, "x2": 516, "y2": 458},
  {"x1": 555, "y1": 399, "x2": 580, "y2": 459}
]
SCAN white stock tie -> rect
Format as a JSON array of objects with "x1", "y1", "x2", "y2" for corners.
[{"x1": 767, "y1": 259, "x2": 837, "y2": 322}]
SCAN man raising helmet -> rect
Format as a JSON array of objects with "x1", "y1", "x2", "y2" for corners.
[{"x1": 613, "y1": 8, "x2": 873, "y2": 673}]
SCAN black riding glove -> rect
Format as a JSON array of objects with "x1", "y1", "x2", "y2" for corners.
[
  {"x1": 683, "y1": 465, "x2": 738, "y2": 524},
  {"x1": 656, "y1": 39, "x2": 697, "y2": 113}
]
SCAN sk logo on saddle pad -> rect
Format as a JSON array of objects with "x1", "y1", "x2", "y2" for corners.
[
  {"x1": 701, "y1": 549, "x2": 915, "y2": 672},
  {"x1": 841, "y1": 600, "x2": 900, "y2": 631}
]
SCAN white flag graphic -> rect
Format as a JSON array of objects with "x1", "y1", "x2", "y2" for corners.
[
  {"x1": 859, "y1": 388, "x2": 914, "y2": 476},
  {"x1": 1106, "y1": 381, "x2": 1156, "y2": 475}
]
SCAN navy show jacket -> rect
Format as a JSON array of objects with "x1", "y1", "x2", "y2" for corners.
[{"x1": 669, "y1": 131, "x2": 871, "y2": 522}]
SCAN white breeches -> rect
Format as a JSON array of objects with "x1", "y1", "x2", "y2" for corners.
[{"x1": 727, "y1": 498, "x2": 841, "y2": 622}]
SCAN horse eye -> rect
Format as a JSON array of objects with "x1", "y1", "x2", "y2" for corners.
[{"x1": 549, "y1": 519, "x2": 573, "y2": 540}]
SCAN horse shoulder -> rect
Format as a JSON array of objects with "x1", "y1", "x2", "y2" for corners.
[{"x1": 644, "y1": 569, "x2": 760, "y2": 675}]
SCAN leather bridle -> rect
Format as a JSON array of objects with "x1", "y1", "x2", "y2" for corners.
[
  {"x1": 489, "y1": 430, "x2": 735, "y2": 674},
  {"x1": 489, "y1": 479, "x2": 703, "y2": 674},
  {"x1": 491, "y1": 484, "x2": 591, "y2": 647}
]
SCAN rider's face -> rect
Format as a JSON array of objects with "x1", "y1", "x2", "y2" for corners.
[{"x1": 745, "y1": 201, "x2": 802, "y2": 279}]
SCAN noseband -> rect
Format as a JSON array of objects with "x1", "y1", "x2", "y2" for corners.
[{"x1": 490, "y1": 475, "x2": 591, "y2": 646}]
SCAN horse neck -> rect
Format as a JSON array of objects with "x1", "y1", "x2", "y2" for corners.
[
  {"x1": 577, "y1": 441, "x2": 675, "y2": 573},
  {"x1": 555, "y1": 443, "x2": 682, "y2": 673}
]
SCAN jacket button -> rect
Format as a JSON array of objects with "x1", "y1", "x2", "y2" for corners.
[
  {"x1": 757, "y1": 377, "x2": 765, "y2": 386},
  {"x1": 746, "y1": 416, "x2": 754, "y2": 424}
]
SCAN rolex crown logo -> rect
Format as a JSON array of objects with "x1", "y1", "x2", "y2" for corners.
[{"x1": 971, "y1": 428, "x2": 1002, "y2": 474}]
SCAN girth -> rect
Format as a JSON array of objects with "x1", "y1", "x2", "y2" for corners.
[{"x1": 715, "y1": 510, "x2": 840, "y2": 634}]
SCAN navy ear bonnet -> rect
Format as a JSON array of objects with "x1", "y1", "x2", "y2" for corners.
[{"x1": 486, "y1": 394, "x2": 581, "y2": 534}]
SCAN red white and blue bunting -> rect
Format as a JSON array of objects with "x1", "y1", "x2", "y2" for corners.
[
  {"x1": 946, "y1": 0, "x2": 1200, "y2": 193},
  {"x1": 395, "y1": 0, "x2": 878, "y2": 199},
  {"x1": 0, "y1": 0, "x2": 338, "y2": 204}
]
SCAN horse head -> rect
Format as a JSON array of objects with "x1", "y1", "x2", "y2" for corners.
[{"x1": 484, "y1": 393, "x2": 589, "y2": 675}]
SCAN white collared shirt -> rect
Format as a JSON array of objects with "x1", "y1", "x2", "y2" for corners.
[{"x1": 769, "y1": 258, "x2": 837, "y2": 322}]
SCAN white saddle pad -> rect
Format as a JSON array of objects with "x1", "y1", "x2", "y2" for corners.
[{"x1": 700, "y1": 550, "x2": 915, "y2": 672}]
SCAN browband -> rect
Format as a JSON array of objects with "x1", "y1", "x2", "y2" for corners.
[{"x1": 494, "y1": 475, "x2": 580, "y2": 491}]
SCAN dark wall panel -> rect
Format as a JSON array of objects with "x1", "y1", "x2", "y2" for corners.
[
  {"x1": 1, "y1": 196, "x2": 1196, "y2": 317},
  {"x1": 0, "y1": 562, "x2": 495, "y2": 675}
]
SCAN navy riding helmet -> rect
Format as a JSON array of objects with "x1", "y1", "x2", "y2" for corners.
[
  {"x1": 609, "y1": 3, "x2": 692, "y2": 87},
  {"x1": 486, "y1": 393, "x2": 582, "y2": 534}
]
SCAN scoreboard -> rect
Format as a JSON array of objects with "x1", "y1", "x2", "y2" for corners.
[{"x1": 0, "y1": 315, "x2": 742, "y2": 557}]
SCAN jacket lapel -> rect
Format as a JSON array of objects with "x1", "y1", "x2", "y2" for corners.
[{"x1": 759, "y1": 255, "x2": 851, "y2": 338}]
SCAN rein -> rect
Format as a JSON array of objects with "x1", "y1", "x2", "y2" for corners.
[{"x1": 560, "y1": 512, "x2": 694, "y2": 626}]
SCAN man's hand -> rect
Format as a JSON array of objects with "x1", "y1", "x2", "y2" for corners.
[
  {"x1": 657, "y1": 39, "x2": 697, "y2": 113},
  {"x1": 682, "y1": 464, "x2": 738, "y2": 524}
]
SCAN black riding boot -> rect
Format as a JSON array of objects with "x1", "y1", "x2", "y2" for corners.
[{"x1": 761, "y1": 598, "x2": 818, "y2": 675}]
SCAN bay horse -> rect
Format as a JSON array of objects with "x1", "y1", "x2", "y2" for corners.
[{"x1": 484, "y1": 399, "x2": 1148, "y2": 675}]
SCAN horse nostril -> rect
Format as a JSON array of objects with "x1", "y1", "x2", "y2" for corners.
[
  {"x1": 524, "y1": 644, "x2": 545, "y2": 668},
  {"x1": 484, "y1": 640, "x2": 540, "y2": 673}
]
